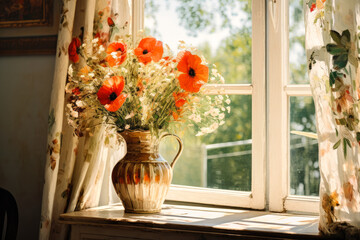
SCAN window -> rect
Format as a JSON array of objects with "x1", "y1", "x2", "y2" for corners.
[{"x1": 132, "y1": 0, "x2": 318, "y2": 213}]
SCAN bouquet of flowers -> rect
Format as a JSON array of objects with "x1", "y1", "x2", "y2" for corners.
[{"x1": 65, "y1": 31, "x2": 230, "y2": 139}]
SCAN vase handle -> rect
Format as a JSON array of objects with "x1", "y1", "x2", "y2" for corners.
[{"x1": 160, "y1": 133, "x2": 183, "y2": 169}]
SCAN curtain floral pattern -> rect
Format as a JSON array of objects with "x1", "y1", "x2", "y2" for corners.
[
  {"x1": 40, "y1": 0, "x2": 130, "y2": 239},
  {"x1": 304, "y1": 0, "x2": 360, "y2": 236}
]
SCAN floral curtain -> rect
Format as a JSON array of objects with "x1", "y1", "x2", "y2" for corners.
[
  {"x1": 304, "y1": 0, "x2": 360, "y2": 237},
  {"x1": 39, "y1": 0, "x2": 130, "y2": 239}
]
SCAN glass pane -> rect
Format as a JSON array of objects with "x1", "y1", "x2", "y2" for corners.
[
  {"x1": 145, "y1": 0, "x2": 252, "y2": 84},
  {"x1": 289, "y1": 0, "x2": 308, "y2": 84},
  {"x1": 160, "y1": 95, "x2": 252, "y2": 191},
  {"x1": 289, "y1": 96, "x2": 319, "y2": 196}
]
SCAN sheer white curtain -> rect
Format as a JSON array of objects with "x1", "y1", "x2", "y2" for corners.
[
  {"x1": 304, "y1": 0, "x2": 360, "y2": 237},
  {"x1": 39, "y1": 0, "x2": 130, "y2": 239}
]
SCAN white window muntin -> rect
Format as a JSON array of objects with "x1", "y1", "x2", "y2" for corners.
[{"x1": 268, "y1": 0, "x2": 319, "y2": 213}]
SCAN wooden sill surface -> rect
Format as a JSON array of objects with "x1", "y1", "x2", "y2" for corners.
[{"x1": 60, "y1": 204, "x2": 321, "y2": 239}]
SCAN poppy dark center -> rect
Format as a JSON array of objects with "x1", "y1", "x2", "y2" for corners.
[
  {"x1": 109, "y1": 92, "x2": 117, "y2": 101},
  {"x1": 143, "y1": 49, "x2": 149, "y2": 54},
  {"x1": 188, "y1": 68, "x2": 196, "y2": 77},
  {"x1": 116, "y1": 48, "x2": 122, "y2": 52}
]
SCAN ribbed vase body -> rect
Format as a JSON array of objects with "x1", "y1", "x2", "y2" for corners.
[{"x1": 112, "y1": 131, "x2": 173, "y2": 213}]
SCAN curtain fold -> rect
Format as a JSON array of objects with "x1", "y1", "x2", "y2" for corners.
[
  {"x1": 40, "y1": 1, "x2": 130, "y2": 239},
  {"x1": 304, "y1": 0, "x2": 360, "y2": 237}
]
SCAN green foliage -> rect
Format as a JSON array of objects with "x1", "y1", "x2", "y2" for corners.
[
  {"x1": 333, "y1": 139, "x2": 341, "y2": 149},
  {"x1": 212, "y1": 28, "x2": 252, "y2": 84},
  {"x1": 174, "y1": 0, "x2": 251, "y2": 36},
  {"x1": 326, "y1": 30, "x2": 350, "y2": 70},
  {"x1": 329, "y1": 71, "x2": 342, "y2": 86},
  {"x1": 289, "y1": 95, "x2": 318, "y2": 196},
  {"x1": 289, "y1": 0, "x2": 307, "y2": 84},
  {"x1": 207, "y1": 154, "x2": 251, "y2": 191}
]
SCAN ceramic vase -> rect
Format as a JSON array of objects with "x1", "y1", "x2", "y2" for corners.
[{"x1": 112, "y1": 130, "x2": 183, "y2": 213}]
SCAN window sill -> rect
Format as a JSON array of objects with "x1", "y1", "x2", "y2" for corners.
[{"x1": 60, "y1": 203, "x2": 321, "y2": 239}]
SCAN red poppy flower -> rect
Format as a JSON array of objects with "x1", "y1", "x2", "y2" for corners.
[
  {"x1": 177, "y1": 51, "x2": 209, "y2": 93},
  {"x1": 310, "y1": 3, "x2": 316, "y2": 12},
  {"x1": 173, "y1": 92, "x2": 188, "y2": 108},
  {"x1": 94, "y1": 32, "x2": 105, "y2": 46},
  {"x1": 105, "y1": 42, "x2": 127, "y2": 67},
  {"x1": 162, "y1": 56, "x2": 177, "y2": 67},
  {"x1": 72, "y1": 87, "x2": 81, "y2": 95},
  {"x1": 107, "y1": 17, "x2": 115, "y2": 27},
  {"x1": 97, "y1": 76, "x2": 127, "y2": 112},
  {"x1": 163, "y1": 56, "x2": 171, "y2": 62},
  {"x1": 134, "y1": 37, "x2": 163, "y2": 65},
  {"x1": 171, "y1": 92, "x2": 188, "y2": 121},
  {"x1": 68, "y1": 37, "x2": 81, "y2": 63},
  {"x1": 172, "y1": 111, "x2": 181, "y2": 121}
]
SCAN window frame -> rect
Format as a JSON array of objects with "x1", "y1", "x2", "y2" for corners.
[
  {"x1": 267, "y1": 0, "x2": 319, "y2": 213},
  {"x1": 134, "y1": 0, "x2": 318, "y2": 213}
]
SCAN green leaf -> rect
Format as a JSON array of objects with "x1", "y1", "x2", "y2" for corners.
[
  {"x1": 329, "y1": 71, "x2": 338, "y2": 86},
  {"x1": 112, "y1": 27, "x2": 120, "y2": 35},
  {"x1": 356, "y1": 132, "x2": 360, "y2": 142},
  {"x1": 336, "y1": 128, "x2": 338, "y2": 137},
  {"x1": 333, "y1": 139, "x2": 341, "y2": 149},
  {"x1": 333, "y1": 53, "x2": 348, "y2": 70},
  {"x1": 343, "y1": 138, "x2": 347, "y2": 158},
  {"x1": 344, "y1": 138, "x2": 352, "y2": 148},
  {"x1": 341, "y1": 30, "x2": 351, "y2": 45},
  {"x1": 326, "y1": 44, "x2": 348, "y2": 55},
  {"x1": 330, "y1": 30, "x2": 342, "y2": 45},
  {"x1": 48, "y1": 108, "x2": 55, "y2": 132},
  {"x1": 336, "y1": 118, "x2": 346, "y2": 125}
]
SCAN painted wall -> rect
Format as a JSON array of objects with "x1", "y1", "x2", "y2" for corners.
[
  {"x1": 0, "y1": 55, "x2": 55, "y2": 239},
  {"x1": 0, "y1": 1, "x2": 60, "y2": 239}
]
